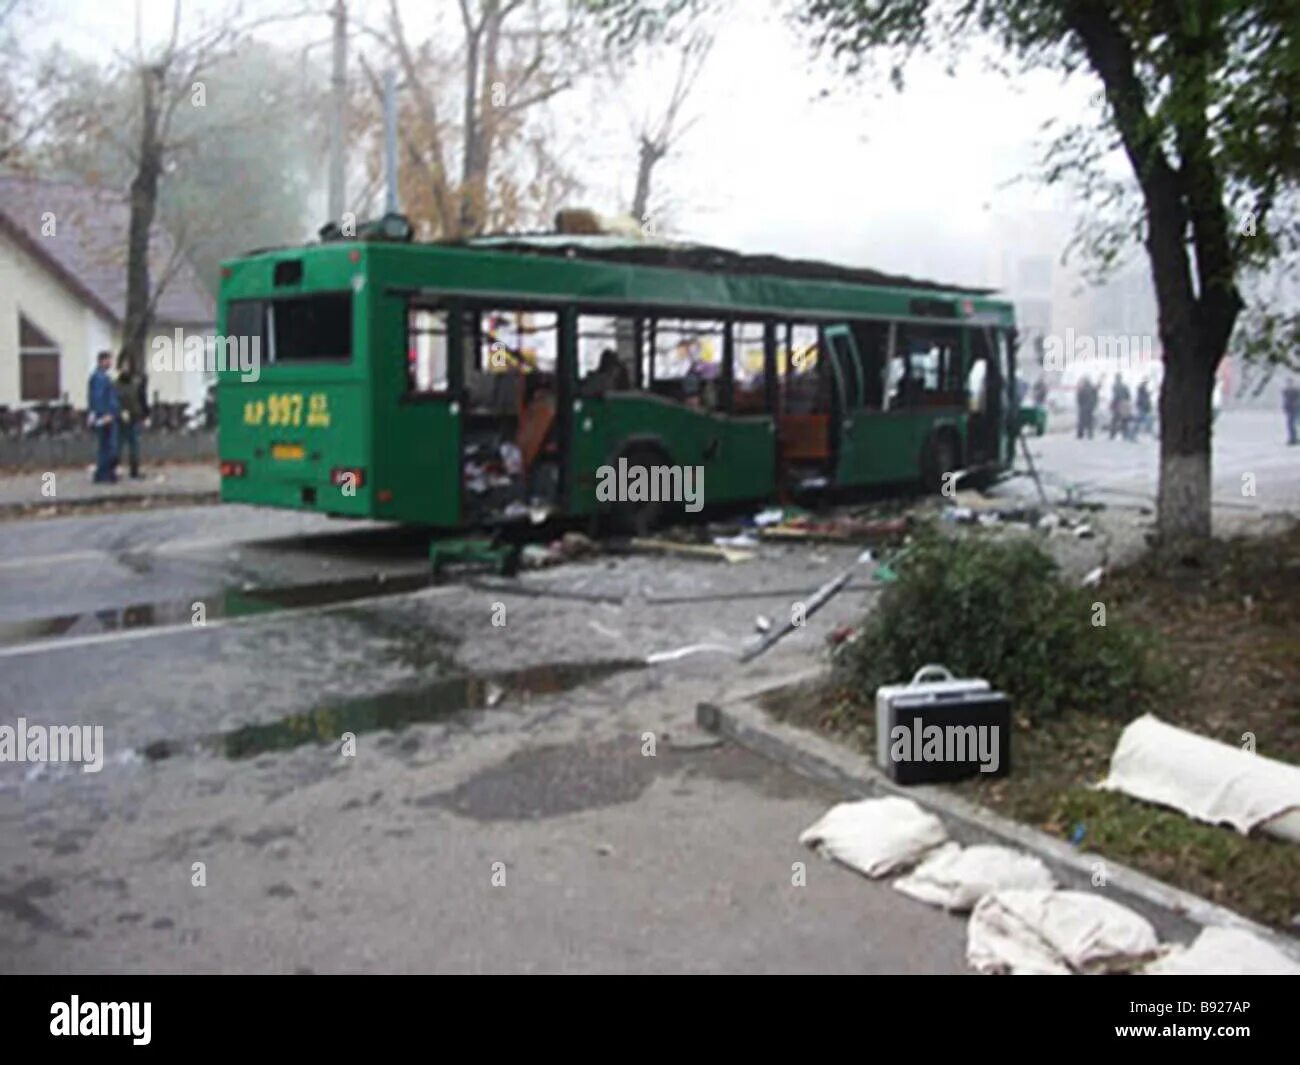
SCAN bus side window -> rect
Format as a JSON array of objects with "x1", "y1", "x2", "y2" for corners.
[
  {"x1": 894, "y1": 326, "x2": 961, "y2": 407},
  {"x1": 578, "y1": 314, "x2": 641, "y2": 391},
  {"x1": 651, "y1": 318, "x2": 725, "y2": 411},
  {"x1": 407, "y1": 306, "x2": 448, "y2": 394},
  {"x1": 470, "y1": 308, "x2": 559, "y2": 414},
  {"x1": 781, "y1": 323, "x2": 823, "y2": 414},
  {"x1": 852, "y1": 322, "x2": 887, "y2": 410},
  {"x1": 731, "y1": 321, "x2": 767, "y2": 414}
]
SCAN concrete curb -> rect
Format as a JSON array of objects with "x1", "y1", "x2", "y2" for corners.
[
  {"x1": 0, "y1": 492, "x2": 218, "y2": 521},
  {"x1": 697, "y1": 671, "x2": 1300, "y2": 964}
]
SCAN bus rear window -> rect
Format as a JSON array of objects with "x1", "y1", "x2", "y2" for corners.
[{"x1": 226, "y1": 293, "x2": 353, "y2": 364}]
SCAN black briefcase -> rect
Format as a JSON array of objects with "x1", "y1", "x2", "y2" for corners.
[{"x1": 875, "y1": 664, "x2": 1012, "y2": 784}]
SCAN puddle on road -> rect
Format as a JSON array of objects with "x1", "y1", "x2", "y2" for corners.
[
  {"x1": 141, "y1": 659, "x2": 643, "y2": 763},
  {"x1": 0, "y1": 573, "x2": 434, "y2": 647}
]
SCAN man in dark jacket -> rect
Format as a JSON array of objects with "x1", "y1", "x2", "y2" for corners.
[
  {"x1": 87, "y1": 351, "x2": 119, "y2": 483},
  {"x1": 116, "y1": 367, "x2": 149, "y2": 479},
  {"x1": 1076, "y1": 375, "x2": 1097, "y2": 439},
  {"x1": 1135, "y1": 379, "x2": 1154, "y2": 436},
  {"x1": 1285, "y1": 380, "x2": 1299, "y2": 446},
  {"x1": 1109, "y1": 374, "x2": 1132, "y2": 440}
]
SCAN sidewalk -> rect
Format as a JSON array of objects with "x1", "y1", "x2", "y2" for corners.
[{"x1": 0, "y1": 461, "x2": 219, "y2": 516}]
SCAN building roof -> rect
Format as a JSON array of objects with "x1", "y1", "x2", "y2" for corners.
[
  {"x1": 461, "y1": 233, "x2": 994, "y2": 296},
  {"x1": 0, "y1": 173, "x2": 214, "y2": 326}
]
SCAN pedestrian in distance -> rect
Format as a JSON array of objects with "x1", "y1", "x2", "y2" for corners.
[
  {"x1": 87, "y1": 350, "x2": 119, "y2": 483},
  {"x1": 116, "y1": 365, "x2": 149, "y2": 479},
  {"x1": 1135, "y1": 379, "x2": 1154, "y2": 437},
  {"x1": 1109, "y1": 373, "x2": 1132, "y2": 440},
  {"x1": 1285, "y1": 379, "x2": 1299, "y2": 446},
  {"x1": 1076, "y1": 375, "x2": 1097, "y2": 439}
]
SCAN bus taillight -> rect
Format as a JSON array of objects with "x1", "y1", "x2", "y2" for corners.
[{"x1": 220, "y1": 460, "x2": 246, "y2": 478}]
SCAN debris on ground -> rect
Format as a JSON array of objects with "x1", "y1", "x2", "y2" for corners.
[
  {"x1": 644, "y1": 641, "x2": 741, "y2": 665},
  {"x1": 520, "y1": 543, "x2": 558, "y2": 568},
  {"x1": 740, "y1": 568, "x2": 856, "y2": 662},
  {"x1": 753, "y1": 505, "x2": 806, "y2": 526},
  {"x1": 713, "y1": 532, "x2": 760, "y2": 549},
  {"x1": 799, "y1": 796, "x2": 948, "y2": 878},
  {"x1": 1099, "y1": 714, "x2": 1300, "y2": 843},
  {"x1": 629, "y1": 536, "x2": 755, "y2": 564},
  {"x1": 558, "y1": 531, "x2": 598, "y2": 559},
  {"x1": 757, "y1": 514, "x2": 909, "y2": 545},
  {"x1": 966, "y1": 889, "x2": 1161, "y2": 975}
]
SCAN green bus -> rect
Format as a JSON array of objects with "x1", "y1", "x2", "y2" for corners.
[{"x1": 216, "y1": 225, "x2": 1018, "y2": 530}]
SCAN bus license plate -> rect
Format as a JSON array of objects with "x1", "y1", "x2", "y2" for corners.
[{"x1": 271, "y1": 443, "x2": 305, "y2": 461}]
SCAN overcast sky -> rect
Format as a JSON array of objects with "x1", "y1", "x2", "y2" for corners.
[{"x1": 39, "y1": 0, "x2": 1104, "y2": 289}]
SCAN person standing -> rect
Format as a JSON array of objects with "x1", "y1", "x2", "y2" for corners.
[
  {"x1": 1285, "y1": 379, "x2": 1299, "y2": 446},
  {"x1": 1135, "y1": 379, "x2": 1153, "y2": 436},
  {"x1": 116, "y1": 366, "x2": 149, "y2": 479},
  {"x1": 1075, "y1": 376, "x2": 1092, "y2": 439},
  {"x1": 1109, "y1": 373, "x2": 1131, "y2": 440},
  {"x1": 87, "y1": 350, "x2": 120, "y2": 483}
]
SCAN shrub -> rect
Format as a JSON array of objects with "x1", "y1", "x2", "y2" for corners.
[{"x1": 836, "y1": 529, "x2": 1164, "y2": 721}]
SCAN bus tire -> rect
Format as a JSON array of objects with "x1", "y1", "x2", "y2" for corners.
[
  {"x1": 921, "y1": 429, "x2": 960, "y2": 495},
  {"x1": 608, "y1": 442, "x2": 676, "y2": 537}
]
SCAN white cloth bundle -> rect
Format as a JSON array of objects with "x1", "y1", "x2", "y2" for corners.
[{"x1": 798, "y1": 797, "x2": 948, "y2": 878}]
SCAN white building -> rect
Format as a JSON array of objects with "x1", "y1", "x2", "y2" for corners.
[{"x1": 0, "y1": 174, "x2": 214, "y2": 412}]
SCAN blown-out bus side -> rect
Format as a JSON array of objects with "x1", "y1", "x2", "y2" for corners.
[{"x1": 216, "y1": 238, "x2": 1017, "y2": 527}]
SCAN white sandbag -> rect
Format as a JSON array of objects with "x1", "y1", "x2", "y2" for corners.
[
  {"x1": 893, "y1": 843, "x2": 1056, "y2": 912},
  {"x1": 798, "y1": 796, "x2": 947, "y2": 878},
  {"x1": 1099, "y1": 714, "x2": 1300, "y2": 841},
  {"x1": 1142, "y1": 926, "x2": 1300, "y2": 976},
  {"x1": 967, "y1": 890, "x2": 1161, "y2": 975}
]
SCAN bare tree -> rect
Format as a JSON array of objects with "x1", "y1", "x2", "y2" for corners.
[
  {"x1": 363, "y1": 0, "x2": 581, "y2": 239},
  {"x1": 114, "y1": 0, "x2": 313, "y2": 374},
  {"x1": 627, "y1": 27, "x2": 712, "y2": 224},
  {"x1": 0, "y1": 0, "x2": 65, "y2": 167}
]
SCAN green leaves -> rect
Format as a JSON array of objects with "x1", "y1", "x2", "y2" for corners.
[{"x1": 836, "y1": 528, "x2": 1163, "y2": 721}]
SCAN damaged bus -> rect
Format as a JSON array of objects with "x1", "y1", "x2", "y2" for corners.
[{"x1": 216, "y1": 222, "x2": 1018, "y2": 530}]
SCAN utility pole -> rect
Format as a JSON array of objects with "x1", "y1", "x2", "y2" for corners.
[
  {"x1": 328, "y1": 0, "x2": 347, "y2": 223},
  {"x1": 383, "y1": 68, "x2": 398, "y2": 214}
]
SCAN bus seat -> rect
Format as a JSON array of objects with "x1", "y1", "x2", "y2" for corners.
[
  {"x1": 517, "y1": 392, "x2": 556, "y2": 469},
  {"x1": 778, "y1": 414, "x2": 831, "y2": 460}
]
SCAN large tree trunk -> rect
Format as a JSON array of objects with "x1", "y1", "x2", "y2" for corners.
[
  {"x1": 1062, "y1": 1, "x2": 1243, "y2": 545},
  {"x1": 119, "y1": 66, "x2": 163, "y2": 377},
  {"x1": 1157, "y1": 345, "x2": 1215, "y2": 541}
]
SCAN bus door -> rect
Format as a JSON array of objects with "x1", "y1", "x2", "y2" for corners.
[
  {"x1": 965, "y1": 325, "x2": 1004, "y2": 466},
  {"x1": 824, "y1": 324, "x2": 867, "y2": 483}
]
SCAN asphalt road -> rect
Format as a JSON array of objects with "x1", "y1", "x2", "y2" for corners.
[
  {"x1": 0, "y1": 504, "x2": 972, "y2": 974},
  {"x1": 1, "y1": 407, "x2": 1290, "y2": 973},
  {"x1": 1008, "y1": 408, "x2": 1300, "y2": 519}
]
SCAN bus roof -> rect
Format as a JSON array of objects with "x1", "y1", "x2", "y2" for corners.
[
  {"x1": 455, "y1": 233, "x2": 994, "y2": 296},
  {"x1": 227, "y1": 229, "x2": 1015, "y2": 324}
]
